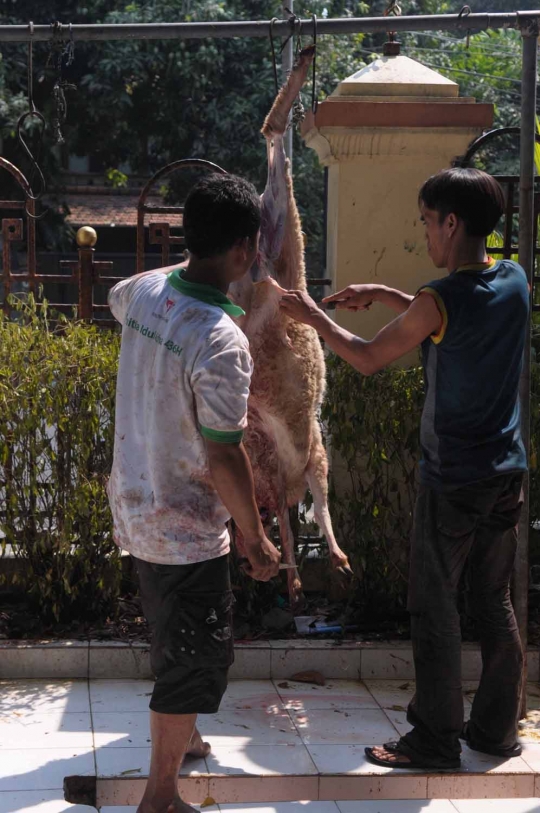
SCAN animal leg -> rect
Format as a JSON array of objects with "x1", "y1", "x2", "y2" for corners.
[
  {"x1": 276, "y1": 502, "x2": 304, "y2": 610},
  {"x1": 261, "y1": 45, "x2": 315, "y2": 139},
  {"x1": 306, "y1": 429, "x2": 353, "y2": 578},
  {"x1": 257, "y1": 136, "x2": 289, "y2": 280},
  {"x1": 258, "y1": 46, "x2": 313, "y2": 291}
]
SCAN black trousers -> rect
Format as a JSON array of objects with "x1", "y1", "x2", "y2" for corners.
[{"x1": 401, "y1": 472, "x2": 524, "y2": 763}]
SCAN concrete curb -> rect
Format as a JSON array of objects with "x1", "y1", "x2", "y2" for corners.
[{"x1": 1, "y1": 639, "x2": 538, "y2": 681}]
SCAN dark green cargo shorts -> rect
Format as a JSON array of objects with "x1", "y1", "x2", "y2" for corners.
[{"x1": 134, "y1": 552, "x2": 234, "y2": 715}]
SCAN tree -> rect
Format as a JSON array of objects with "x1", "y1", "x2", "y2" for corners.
[{"x1": 0, "y1": 0, "x2": 533, "y2": 256}]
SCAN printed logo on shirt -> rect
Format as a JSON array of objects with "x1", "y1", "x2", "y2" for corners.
[
  {"x1": 125, "y1": 315, "x2": 183, "y2": 358},
  {"x1": 165, "y1": 298, "x2": 176, "y2": 313}
]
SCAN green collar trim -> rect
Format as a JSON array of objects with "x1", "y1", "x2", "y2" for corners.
[{"x1": 167, "y1": 267, "x2": 245, "y2": 318}]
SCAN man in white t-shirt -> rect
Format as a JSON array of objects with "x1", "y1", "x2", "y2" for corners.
[{"x1": 108, "y1": 173, "x2": 281, "y2": 813}]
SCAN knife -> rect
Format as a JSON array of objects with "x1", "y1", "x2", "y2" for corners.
[
  {"x1": 319, "y1": 300, "x2": 372, "y2": 311},
  {"x1": 237, "y1": 557, "x2": 296, "y2": 570}
]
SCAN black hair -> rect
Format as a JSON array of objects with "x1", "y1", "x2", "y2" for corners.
[
  {"x1": 183, "y1": 173, "x2": 261, "y2": 259},
  {"x1": 418, "y1": 168, "x2": 505, "y2": 237}
]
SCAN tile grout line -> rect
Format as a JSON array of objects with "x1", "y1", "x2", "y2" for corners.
[
  {"x1": 87, "y1": 674, "x2": 98, "y2": 782},
  {"x1": 362, "y1": 679, "x2": 405, "y2": 741},
  {"x1": 277, "y1": 690, "x2": 326, "y2": 777}
]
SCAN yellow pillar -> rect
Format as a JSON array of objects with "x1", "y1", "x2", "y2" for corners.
[{"x1": 302, "y1": 52, "x2": 493, "y2": 363}]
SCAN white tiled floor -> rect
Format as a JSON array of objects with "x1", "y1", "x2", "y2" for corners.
[
  {"x1": 2, "y1": 679, "x2": 540, "y2": 811},
  {"x1": 96, "y1": 802, "x2": 540, "y2": 812},
  {"x1": 0, "y1": 791, "x2": 93, "y2": 813}
]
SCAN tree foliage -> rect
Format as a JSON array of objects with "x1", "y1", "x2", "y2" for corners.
[
  {"x1": 0, "y1": 0, "x2": 446, "y2": 259},
  {"x1": 1, "y1": 0, "x2": 531, "y2": 256}
]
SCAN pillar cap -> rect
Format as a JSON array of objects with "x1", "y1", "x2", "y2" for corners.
[
  {"x1": 333, "y1": 54, "x2": 459, "y2": 98},
  {"x1": 76, "y1": 226, "x2": 97, "y2": 247}
]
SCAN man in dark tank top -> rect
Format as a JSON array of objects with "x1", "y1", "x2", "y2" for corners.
[{"x1": 279, "y1": 167, "x2": 528, "y2": 770}]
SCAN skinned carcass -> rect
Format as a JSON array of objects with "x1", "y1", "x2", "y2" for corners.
[{"x1": 230, "y1": 45, "x2": 352, "y2": 607}]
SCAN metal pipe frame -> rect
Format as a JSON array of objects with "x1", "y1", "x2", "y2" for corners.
[{"x1": 0, "y1": 11, "x2": 539, "y2": 42}]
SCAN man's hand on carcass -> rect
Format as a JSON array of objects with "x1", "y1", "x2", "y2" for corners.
[
  {"x1": 277, "y1": 286, "x2": 324, "y2": 327},
  {"x1": 205, "y1": 439, "x2": 280, "y2": 581},
  {"x1": 242, "y1": 534, "x2": 281, "y2": 582},
  {"x1": 322, "y1": 284, "x2": 377, "y2": 312}
]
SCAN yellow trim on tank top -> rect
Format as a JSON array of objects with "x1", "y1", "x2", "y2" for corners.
[
  {"x1": 455, "y1": 257, "x2": 497, "y2": 273},
  {"x1": 421, "y1": 286, "x2": 448, "y2": 345}
]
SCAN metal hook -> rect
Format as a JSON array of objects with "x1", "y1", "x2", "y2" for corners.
[{"x1": 458, "y1": 4, "x2": 472, "y2": 48}]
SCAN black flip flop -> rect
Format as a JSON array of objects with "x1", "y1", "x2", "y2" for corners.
[
  {"x1": 460, "y1": 722, "x2": 522, "y2": 758},
  {"x1": 365, "y1": 742, "x2": 460, "y2": 771}
]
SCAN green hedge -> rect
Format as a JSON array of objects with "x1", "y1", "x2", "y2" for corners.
[
  {"x1": 0, "y1": 299, "x2": 538, "y2": 624},
  {"x1": 0, "y1": 300, "x2": 121, "y2": 622}
]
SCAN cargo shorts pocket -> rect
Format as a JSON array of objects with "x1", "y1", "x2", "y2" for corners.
[{"x1": 167, "y1": 590, "x2": 235, "y2": 671}]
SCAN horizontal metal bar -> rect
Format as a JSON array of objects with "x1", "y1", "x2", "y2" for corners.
[
  {"x1": 1, "y1": 12, "x2": 539, "y2": 42},
  {"x1": 34, "y1": 274, "x2": 77, "y2": 283}
]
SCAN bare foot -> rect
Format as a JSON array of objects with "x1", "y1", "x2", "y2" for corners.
[
  {"x1": 370, "y1": 745, "x2": 412, "y2": 765},
  {"x1": 137, "y1": 797, "x2": 198, "y2": 813},
  {"x1": 186, "y1": 727, "x2": 211, "y2": 759},
  {"x1": 166, "y1": 800, "x2": 200, "y2": 813}
]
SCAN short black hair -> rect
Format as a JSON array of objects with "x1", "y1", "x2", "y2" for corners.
[
  {"x1": 419, "y1": 168, "x2": 505, "y2": 237},
  {"x1": 183, "y1": 173, "x2": 261, "y2": 259}
]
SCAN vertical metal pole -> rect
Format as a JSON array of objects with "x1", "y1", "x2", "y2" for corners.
[
  {"x1": 516, "y1": 24, "x2": 538, "y2": 712},
  {"x1": 78, "y1": 246, "x2": 94, "y2": 320},
  {"x1": 282, "y1": 1, "x2": 294, "y2": 164}
]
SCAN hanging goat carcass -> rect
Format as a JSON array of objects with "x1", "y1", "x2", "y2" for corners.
[{"x1": 230, "y1": 45, "x2": 352, "y2": 607}]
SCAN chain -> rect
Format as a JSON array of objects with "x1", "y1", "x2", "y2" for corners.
[
  {"x1": 47, "y1": 22, "x2": 76, "y2": 145},
  {"x1": 16, "y1": 22, "x2": 48, "y2": 220}
]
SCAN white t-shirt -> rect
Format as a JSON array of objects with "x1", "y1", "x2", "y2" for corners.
[{"x1": 107, "y1": 268, "x2": 253, "y2": 565}]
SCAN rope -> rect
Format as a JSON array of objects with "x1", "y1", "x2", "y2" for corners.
[{"x1": 47, "y1": 21, "x2": 77, "y2": 145}]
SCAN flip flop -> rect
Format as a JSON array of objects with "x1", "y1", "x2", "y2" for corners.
[
  {"x1": 460, "y1": 722, "x2": 522, "y2": 758},
  {"x1": 365, "y1": 742, "x2": 460, "y2": 771}
]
